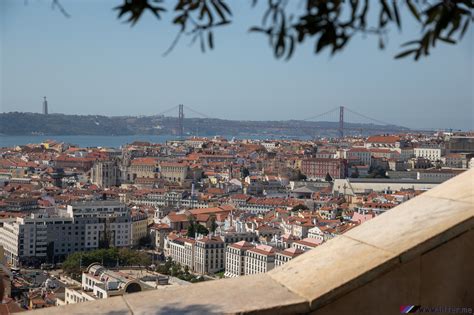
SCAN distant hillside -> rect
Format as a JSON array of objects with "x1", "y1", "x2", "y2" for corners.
[{"x1": 0, "y1": 112, "x2": 409, "y2": 137}]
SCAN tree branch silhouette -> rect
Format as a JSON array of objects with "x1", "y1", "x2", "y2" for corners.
[{"x1": 47, "y1": 0, "x2": 473, "y2": 60}]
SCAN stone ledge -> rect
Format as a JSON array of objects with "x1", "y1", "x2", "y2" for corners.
[
  {"x1": 122, "y1": 274, "x2": 310, "y2": 314},
  {"x1": 268, "y1": 169, "x2": 473, "y2": 310},
  {"x1": 29, "y1": 169, "x2": 474, "y2": 315},
  {"x1": 31, "y1": 294, "x2": 132, "y2": 314}
]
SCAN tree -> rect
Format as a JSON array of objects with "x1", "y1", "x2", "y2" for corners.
[
  {"x1": 138, "y1": 235, "x2": 152, "y2": 247},
  {"x1": 350, "y1": 167, "x2": 360, "y2": 178},
  {"x1": 187, "y1": 216, "x2": 196, "y2": 237},
  {"x1": 291, "y1": 204, "x2": 309, "y2": 212},
  {"x1": 296, "y1": 170, "x2": 307, "y2": 181},
  {"x1": 48, "y1": 1, "x2": 472, "y2": 61},
  {"x1": 241, "y1": 167, "x2": 250, "y2": 178},
  {"x1": 368, "y1": 165, "x2": 388, "y2": 178},
  {"x1": 62, "y1": 248, "x2": 151, "y2": 275},
  {"x1": 325, "y1": 173, "x2": 333, "y2": 182},
  {"x1": 209, "y1": 215, "x2": 218, "y2": 234},
  {"x1": 195, "y1": 223, "x2": 209, "y2": 236}
]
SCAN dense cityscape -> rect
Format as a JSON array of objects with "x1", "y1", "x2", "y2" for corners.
[
  {"x1": 0, "y1": 130, "x2": 472, "y2": 311},
  {"x1": 1, "y1": 0, "x2": 472, "y2": 313}
]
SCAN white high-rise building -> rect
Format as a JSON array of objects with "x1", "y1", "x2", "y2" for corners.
[
  {"x1": 244, "y1": 244, "x2": 276, "y2": 275},
  {"x1": 224, "y1": 241, "x2": 253, "y2": 278},
  {"x1": 0, "y1": 200, "x2": 131, "y2": 267}
]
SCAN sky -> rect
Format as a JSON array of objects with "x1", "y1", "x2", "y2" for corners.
[{"x1": 0, "y1": 0, "x2": 472, "y2": 130}]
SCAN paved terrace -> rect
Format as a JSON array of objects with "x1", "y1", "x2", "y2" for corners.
[{"x1": 31, "y1": 169, "x2": 474, "y2": 315}]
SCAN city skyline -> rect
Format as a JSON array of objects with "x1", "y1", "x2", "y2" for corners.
[{"x1": 1, "y1": 0, "x2": 473, "y2": 130}]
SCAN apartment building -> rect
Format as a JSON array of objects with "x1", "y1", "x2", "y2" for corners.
[
  {"x1": 301, "y1": 158, "x2": 347, "y2": 180},
  {"x1": 275, "y1": 247, "x2": 304, "y2": 267},
  {"x1": 0, "y1": 212, "x2": 75, "y2": 267},
  {"x1": 160, "y1": 162, "x2": 189, "y2": 184},
  {"x1": 194, "y1": 237, "x2": 225, "y2": 274},
  {"x1": 0, "y1": 200, "x2": 131, "y2": 267},
  {"x1": 131, "y1": 191, "x2": 209, "y2": 209},
  {"x1": 346, "y1": 148, "x2": 371, "y2": 166},
  {"x1": 414, "y1": 147, "x2": 444, "y2": 162},
  {"x1": 292, "y1": 238, "x2": 322, "y2": 251},
  {"x1": 167, "y1": 237, "x2": 195, "y2": 270},
  {"x1": 224, "y1": 241, "x2": 253, "y2": 278},
  {"x1": 128, "y1": 158, "x2": 158, "y2": 180},
  {"x1": 91, "y1": 160, "x2": 120, "y2": 188},
  {"x1": 67, "y1": 200, "x2": 131, "y2": 248},
  {"x1": 244, "y1": 244, "x2": 276, "y2": 275},
  {"x1": 130, "y1": 210, "x2": 148, "y2": 247},
  {"x1": 4, "y1": 197, "x2": 39, "y2": 212},
  {"x1": 167, "y1": 235, "x2": 226, "y2": 275}
]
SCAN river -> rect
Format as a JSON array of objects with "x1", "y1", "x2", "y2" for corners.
[{"x1": 0, "y1": 134, "x2": 308, "y2": 148}]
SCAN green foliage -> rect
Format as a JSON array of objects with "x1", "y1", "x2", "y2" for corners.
[
  {"x1": 325, "y1": 173, "x2": 333, "y2": 182},
  {"x1": 187, "y1": 224, "x2": 196, "y2": 237},
  {"x1": 241, "y1": 167, "x2": 250, "y2": 178},
  {"x1": 297, "y1": 171, "x2": 307, "y2": 181},
  {"x1": 350, "y1": 167, "x2": 360, "y2": 178},
  {"x1": 138, "y1": 235, "x2": 152, "y2": 247},
  {"x1": 115, "y1": 0, "x2": 166, "y2": 26},
  {"x1": 187, "y1": 216, "x2": 209, "y2": 237},
  {"x1": 155, "y1": 257, "x2": 206, "y2": 283},
  {"x1": 187, "y1": 216, "x2": 196, "y2": 237},
  {"x1": 62, "y1": 248, "x2": 151, "y2": 275},
  {"x1": 195, "y1": 223, "x2": 209, "y2": 236},
  {"x1": 99, "y1": 1, "x2": 473, "y2": 60},
  {"x1": 291, "y1": 204, "x2": 309, "y2": 212},
  {"x1": 209, "y1": 215, "x2": 218, "y2": 234},
  {"x1": 368, "y1": 165, "x2": 388, "y2": 178}
]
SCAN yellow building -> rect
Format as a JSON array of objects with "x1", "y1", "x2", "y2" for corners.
[{"x1": 131, "y1": 210, "x2": 149, "y2": 247}]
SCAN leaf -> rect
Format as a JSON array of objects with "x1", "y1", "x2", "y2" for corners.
[
  {"x1": 379, "y1": 36, "x2": 385, "y2": 49},
  {"x1": 459, "y1": 19, "x2": 470, "y2": 39},
  {"x1": 316, "y1": 31, "x2": 331, "y2": 53},
  {"x1": 394, "y1": 49, "x2": 418, "y2": 59},
  {"x1": 380, "y1": 0, "x2": 392, "y2": 21},
  {"x1": 407, "y1": 0, "x2": 421, "y2": 22},
  {"x1": 392, "y1": 1, "x2": 401, "y2": 30},
  {"x1": 249, "y1": 26, "x2": 268, "y2": 33},
  {"x1": 215, "y1": 20, "x2": 231, "y2": 27},
  {"x1": 401, "y1": 40, "x2": 420, "y2": 47},
  {"x1": 200, "y1": 32, "x2": 205, "y2": 52},
  {"x1": 438, "y1": 37, "x2": 456, "y2": 44},
  {"x1": 286, "y1": 36, "x2": 295, "y2": 60},
  {"x1": 217, "y1": 0, "x2": 232, "y2": 16},
  {"x1": 414, "y1": 48, "x2": 422, "y2": 60},
  {"x1": 208, "y1": 31, "x2": 214, "y2": 49},
  {"x1": 211, "y1": 1, "x2": 226, "y2": 21}
]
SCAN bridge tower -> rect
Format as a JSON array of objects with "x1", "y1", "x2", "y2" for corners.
[
  {"x1": 339, "y1": 106, "x2": 344, "y2": 138},
  {"x1": 178, "y1": 104, "x2": 184, "y2": 139}
]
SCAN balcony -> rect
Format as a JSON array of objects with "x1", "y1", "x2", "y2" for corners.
[{"x1": 31, "y1": 169, "x2": 473, "y2": 314}]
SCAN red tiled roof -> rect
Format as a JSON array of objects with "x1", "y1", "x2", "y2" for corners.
[
  {"x1": 279, "y1": 247, "x2": 304, "y2": 258},
  {"x1": 367, "y1": 135, "x2": 400, "y2": 143},
  {"x1": 131, "y1": 158, "x2": 158, "y2": 166},
  {"x1": 228, "y1": 241, "x2": 254, "y2": 250}
]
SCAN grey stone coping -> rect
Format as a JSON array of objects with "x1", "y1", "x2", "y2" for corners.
[{"x1": 29, "y1": 169, "x2": 474, "y2": 314}]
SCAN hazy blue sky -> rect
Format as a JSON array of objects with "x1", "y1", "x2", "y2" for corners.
[{"x1": 1, "y1": 0, "x2": 472, "y2": 130}]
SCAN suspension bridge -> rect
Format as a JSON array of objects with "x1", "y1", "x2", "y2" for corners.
[{"x1": 154, "y1": 104, "x2": 413, "y2": 139}]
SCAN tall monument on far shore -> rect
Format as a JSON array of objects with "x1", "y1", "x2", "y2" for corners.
[{"x1": 43, "y1": 96, "x2": 48, "y2": 115}]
